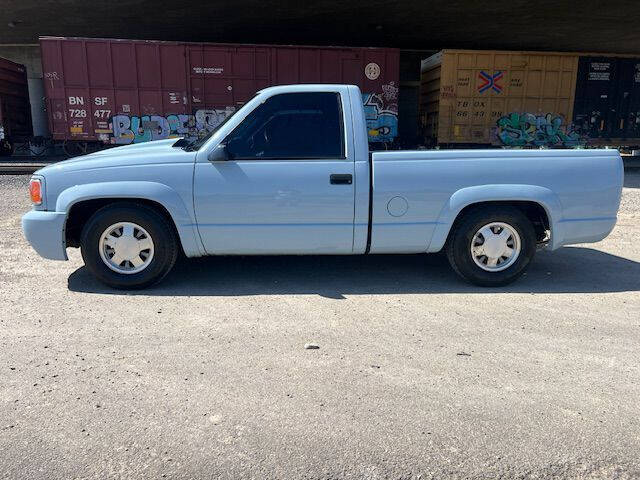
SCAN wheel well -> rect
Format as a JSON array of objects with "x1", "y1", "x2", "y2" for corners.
[
  {"x1": 448, "y1": 201, "x2": 551, "y2": 244},
  {"x1": 65, "y1": 198, "x2": 183, "y2": 252}
]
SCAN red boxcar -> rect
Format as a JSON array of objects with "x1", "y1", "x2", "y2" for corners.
[
  {"x1": 0, "y1": 56, "x2": 32, "y2": 155},
  {"x1": 40, "y1": 37, "x2": 400, "y2": 146}
]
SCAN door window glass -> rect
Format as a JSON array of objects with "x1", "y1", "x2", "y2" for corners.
[{"x1": 225, "y1": 92, "x2": 345, "y2": 159}]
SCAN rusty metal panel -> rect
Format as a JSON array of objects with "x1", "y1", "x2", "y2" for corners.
[
  {"x1": 0, "y1": 56, "x2": 33, "y2": 144},
  {"x1": 86, "y1": 41, "x2": 113, "y2": 88},
  {"x1": 40, "y1": 36, "x2": 400, "y2": 145},
  {"x1": 420, "y1": 49, "x2": 580, "y2": 147},
  {"x1": 112, "y1": 42, "x2": 137, "y2": 88}
]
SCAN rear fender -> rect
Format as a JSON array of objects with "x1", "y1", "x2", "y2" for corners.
[{"x1": 427, "y1": 184, "x2": 562, "y2": 252}]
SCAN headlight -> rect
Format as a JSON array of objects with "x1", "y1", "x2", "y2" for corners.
[{"x1": 29, "y1": 177, "x2": 42, "y2": 205}]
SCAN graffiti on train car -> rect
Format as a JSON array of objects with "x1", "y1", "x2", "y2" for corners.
[
  {"x1": 496, "y1": 112, "x2": 583, "y2": 147},
  {"x1": 109, "y1": 90, "x2": 400, "y2": 145},
  {"x1": 109, "y1": 108, "x2": 236, "y2": 145},
  {"x1": 362, "y1": 82, "x2": 399, "y2": 142}
]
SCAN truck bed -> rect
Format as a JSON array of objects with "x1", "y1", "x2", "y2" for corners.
[{"x1": 369, "y1": 149, "x2": 623, "y2": 253}]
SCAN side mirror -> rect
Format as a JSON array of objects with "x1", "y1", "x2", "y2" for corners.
[{"x1": 207, "y1": 143, "x2": 230, "y2": 162}]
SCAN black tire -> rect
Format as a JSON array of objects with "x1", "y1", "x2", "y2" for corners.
[
  {"x1": 80, "y1": 203, "x2": 179, "y2": 289},
  {"x1": 446, "y1": 206, "x2": 536, "y2": 287}
]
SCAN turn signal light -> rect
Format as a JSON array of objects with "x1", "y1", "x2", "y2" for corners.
[{"x1": 29, "y1": 178, "x2": 42, "y2": 205}]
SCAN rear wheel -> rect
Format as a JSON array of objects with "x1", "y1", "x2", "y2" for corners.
[
  {"x1": 80, "y1": 203, "x2": 178, "y2": 289},
  {"x1": 446, "y1": 206, "x2": 536, "y2": 287}
]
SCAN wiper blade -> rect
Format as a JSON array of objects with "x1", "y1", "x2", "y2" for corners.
[{"x1": 172, "y1": 138, "x2": 192, "y2": 150}]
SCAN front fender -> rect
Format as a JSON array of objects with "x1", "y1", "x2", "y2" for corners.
[
  {"x1": 427, "y1": 184, "x2": 562, "y2": 252},
  {"x1": 56, "y1": 181, "x2": 204, "y2": 257}
]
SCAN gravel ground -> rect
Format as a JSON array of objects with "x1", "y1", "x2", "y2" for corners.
[{"x1": 1, "y1": 172, "x2": 639, "y2": 479}]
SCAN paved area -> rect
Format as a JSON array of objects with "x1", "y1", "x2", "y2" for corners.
[{"x1": 1, "y1": 173, "x2": 639, "y2": 479}]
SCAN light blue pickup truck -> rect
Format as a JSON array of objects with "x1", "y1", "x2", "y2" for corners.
[{"x1": 22, "y1": 84, "x2": 624, "y2": 289}]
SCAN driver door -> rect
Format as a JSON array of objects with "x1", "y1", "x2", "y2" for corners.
[{"x1": 193, "y1": 91, "x2": 356, "y2": 255}]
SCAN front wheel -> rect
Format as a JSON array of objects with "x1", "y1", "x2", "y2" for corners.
[
  {"x1": 80, "y1": 203, "x2": 179, "y2": 289},
  {"x1": 446, "y1": 206, "x2": 536, "y2": 287}
]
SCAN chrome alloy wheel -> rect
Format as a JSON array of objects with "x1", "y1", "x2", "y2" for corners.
[
  {"x1": 470, "y1": 222, "x2": 521, "y2": 272},
  {"x1": 98, "y1": 222, "x2": 155, "y2": 274}
]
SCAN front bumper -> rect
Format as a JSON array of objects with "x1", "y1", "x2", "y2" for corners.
[{"x1": 21, "y1": 210, "x2": 68, "y2": 260}]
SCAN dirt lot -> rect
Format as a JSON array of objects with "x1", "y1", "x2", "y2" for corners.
[{"x1": 1, "y1": 172, "x2": 639, "y2": 479}]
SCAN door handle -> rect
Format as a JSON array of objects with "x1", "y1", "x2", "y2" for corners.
[{"x1": 330, "y1": 174, "x2": 352, "y2": 185}]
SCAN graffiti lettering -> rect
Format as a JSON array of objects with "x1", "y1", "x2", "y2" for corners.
[
  {"x1": 110, "y1": 108, "x2": 235, "y2": 145},
  {"x1": 496, "y1": 112, "x2": 583, "y2": 147},
  {"x1": 362, "y1": 82, "x2": 399, "y2": 142},
  {"x1": 108, "y1": 88, "x2": 401, "y2": 145}
]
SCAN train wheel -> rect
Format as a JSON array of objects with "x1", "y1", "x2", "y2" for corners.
[
  {"x1": 0, "y1": 139, "x2": 14, "y2": 157},
  {"x1": 63, "y1": 140, "x2": 89, "y2": 158}
]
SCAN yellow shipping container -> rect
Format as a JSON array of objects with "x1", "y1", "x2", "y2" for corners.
[{"x1": 420, "y1": 49, "x2": 580, "y2": 147}]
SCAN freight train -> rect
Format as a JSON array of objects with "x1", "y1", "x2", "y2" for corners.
[
  {"x1": 0, "y1": 57, "x2": 32, "y2": 155},
  {"x1": 2, "y1": 40, "x2": 640, "y2": 156},
  {"x1": 420, "y1": 49, "x2": 640, "y2": 149},
  {"x1": 39, "y1": 37, "x2": 399, "y2": 155}
]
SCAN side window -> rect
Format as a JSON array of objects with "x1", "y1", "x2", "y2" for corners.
[{"x1": 225, "y1": 92, "x2": 345, "y2": 159}]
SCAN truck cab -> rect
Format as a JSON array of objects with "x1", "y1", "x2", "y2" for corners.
[{"x1": 192, "y1": 85, "x2": 369, "y2": 255}]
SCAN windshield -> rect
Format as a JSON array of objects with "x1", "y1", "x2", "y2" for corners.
[{"x1": 182, "y1": 110, "x2": 238, "y2": 151}]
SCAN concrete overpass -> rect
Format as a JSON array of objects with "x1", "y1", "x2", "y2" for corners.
[
  {"x1": 1, "y1": 0, "x2": 639, "y2": 53},
  {"x1": 1, "y1": 0, "x2": 638, "y2": 141}
]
